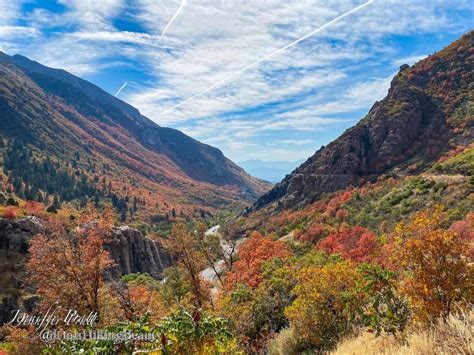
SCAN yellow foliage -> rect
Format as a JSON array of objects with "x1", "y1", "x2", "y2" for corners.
[
  {"x1": 392, "y1": 207, "x2": 474, "y2": 324},
  {"x1": 285, "y1": 260, "x2": 362, "y2": 351}
]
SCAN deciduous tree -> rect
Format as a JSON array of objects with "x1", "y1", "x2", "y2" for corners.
[
  {"x1": 27, "y1": 204, "x2": 116, "y2": 317},
  {"x1": 392, "y1": 207, "x2": 474, "y2": 324},
  {"x1": 223, "y1": 232, "x2": 292, "y2": 290}
]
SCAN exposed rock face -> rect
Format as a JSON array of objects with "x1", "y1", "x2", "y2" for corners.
[
  {"x1": 0, "y1": 216, "x2": 44, "y2": 253},
  {"x1": 107, "y1": 226, "x2": 172, "y2": 279},
  {"x1": 0, "y1": 218, "x2": 171, "y2": 279},
  {"x1": 248, "y1": 31, "x2": 473, "y2": 213}
]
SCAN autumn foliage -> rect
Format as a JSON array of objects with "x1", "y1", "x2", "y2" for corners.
[
  {"x1": 223, "y1": 231, "x2": 292, "y2": 290},
  {"x1": 392, "y1": 207, "x2": 474, "y2": 324},
  {"x1": 2, "y1": 206, "x2": 17, "y2": 219},
  {"x1": 27, "y1": 204, "x2": 116, "y2": 316},
  {"x1": 160, "y1": 222, "x2": 209, "y2": 307},
  {"x1": 318, "y1": 225, "x2": 379, "y2": 263},
  {"x1": 285, "y1": 261, "x2": 361, "y2": 350}
]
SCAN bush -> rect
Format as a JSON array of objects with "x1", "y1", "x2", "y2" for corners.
[
  {"x1": 3, "y1": 207, "x2": 18, "y2": 220},
  {"x1": 285, "y1": 261, "x2": 362, "y2": 352},
  {"x1": 46, "y1": 205, "x2": 58, "y2": 214},
  {"x1": 392, "y1": 207, "x2": 474, "y2": 324}
]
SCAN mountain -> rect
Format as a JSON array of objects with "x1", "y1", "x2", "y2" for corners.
[
  {"x1": 238, "y1": 159, "x2": 304, "y2": 183},
  {"x1": 247, "y1": 31, "x2": 473, "y2": 215},
  {"x1": 0, "y1": 52, "x2": 270, "y2": 220}
]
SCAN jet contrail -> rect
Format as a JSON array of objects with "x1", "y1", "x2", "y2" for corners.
[
  {"x1": 161, "y1": 0, "x2": 374, "y2": 115},
  {"x1": 115, "y1": 81, "x2": 128, "y2": 97},
  {"x1": 161, "y1": 0, "x2": 187, "y2": 39}
]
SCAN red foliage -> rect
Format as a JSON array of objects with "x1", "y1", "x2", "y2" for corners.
[
  {"x1": 223, "y1": 232, "x2": 292, "y2": 290},
  {"x1": 3, "y1": 206, "x2": 18, "y2": 219},
  {"x1": 318, "y1": 225, "x2": 378, "y2": 263},
  {"x1": 335, "y1": 208, "x2": 349, "y2": 221},
  {"x1": 298, "y1": 222, "x2": 326, "y2": 243},
  {"x1": 449, "y1": 212, "x2": 474, "y2": 259}
]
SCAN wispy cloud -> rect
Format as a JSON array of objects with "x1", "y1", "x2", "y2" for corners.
[
  {"x1": 160, "y1": 0, "x2": 375, "y2": 115},
  {"x1": 2, "y1": 0, "x2": 473, "y2": 161}
]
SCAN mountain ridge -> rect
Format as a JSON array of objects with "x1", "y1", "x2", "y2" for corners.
[
  {"x1": 246, "y1": 30, "x2": 473, "y2": 215},
  {"x1": 0, "y1": 52, "x2": 271, "y2": 220}
]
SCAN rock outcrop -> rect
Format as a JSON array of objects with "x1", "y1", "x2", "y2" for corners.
[
  {"x1": 107, "y1": 226, "x2": 172, "y2": 279},
  {"x1": 248, "y1": 31, "x2": 473, "y2": 213},
  {"x1": 0, "y1": 216, "x2": 44, "y2": 253},
  {"x1": 0, "y1": 217, "x2": 171, "y2": 279}
]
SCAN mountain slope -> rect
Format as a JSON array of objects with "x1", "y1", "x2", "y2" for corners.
[
  {"x1": 248, "y1": 31, "x2": 473, "y2": 214},
  {"x1": 0, "y1": 52, "x2": 270, "y2": 220}
]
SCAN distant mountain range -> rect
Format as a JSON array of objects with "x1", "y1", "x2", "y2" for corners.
[
  {"x1": 246, "y1": 30, "x2": 473, "y2": 215},
  {"x1": 0, "y1": 52, "x2": 271, "y2": 221},
  {"x1": 238, "y1": 159, "x2": 304, "y2": 183}
]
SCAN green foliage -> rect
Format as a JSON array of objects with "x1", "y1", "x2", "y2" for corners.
[
  {"x1": 355, "y1": 264, "x2": 409, "y2": 336},
  {"x1": 6, "y1": 196, "x2": 18, "y2": 206},
  {"x1": 43, "y1": 311, "x2": 237, "y2": 354},
  {"x1": 3, "y1": 140, "x2": 128, "y2": 213},
  {"x1": 159, "y1": 267, "x2": 192, "y2": 307},
  {"x1": 345, "y1": 177, "x2": 469, "y2": 232},
  {"x1": 121, "y1": 272, "x2": 160, "y2": 290},
  {"x1": 157, "y1": 309, "x2": 237, "y2": 354},
  {"x1": 43, "y1": 315, "x2": 155, "y2": 355},
  {"x1": 431, "y1": 147, "x2": 474, "y2": 176}
]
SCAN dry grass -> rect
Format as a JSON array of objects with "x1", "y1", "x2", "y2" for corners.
[{"x1": 332, "y1": 310, "x2": 473, "y2": 355}]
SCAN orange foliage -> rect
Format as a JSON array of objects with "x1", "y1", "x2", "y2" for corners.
[
  {"x1": 298, "y1": 222, "x2": 327, "y2": 243},
  {"x1": 3, "y1": 206, "x2": 18, "y2": 219},
  {"x1": 392, "y1": 207, "x2": 474, "y2": 323},
  {"x1": 27, "y1": 204, "x2": 116, "y2": 316},
  {"x1": 336, "y1": 208, "x2": 349, "y2": 221},
  {"x1": 160, "y1": 222, "x2": 208, "y2": 307},
  {"x1": 127, "y1": 285, "x2": 167, "y2": 324},
  {"x1": 23, "y1": 201, "x2": 45, "y2": 216},
  {"x1": 223, "y1": 232, "x2": 292, "y2": 290}
]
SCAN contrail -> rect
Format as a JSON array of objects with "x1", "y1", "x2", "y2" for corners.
[
  {"x1": 115, "y1": 81, "x2": 128, "y2": 97},
  {"x1": 161, "y1": 0, "x2": 187, "y2": 39},
  {"x1": 161, "y1": 0, "x2": 374, "y2": 115}
]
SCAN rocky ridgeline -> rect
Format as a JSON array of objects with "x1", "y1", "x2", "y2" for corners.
[
  {"x1": 0, "y1": 217, "x2": 171, "y2": 279},
  {"x1": 248, "y1": 31, "x2": 473, "y2": 213}
]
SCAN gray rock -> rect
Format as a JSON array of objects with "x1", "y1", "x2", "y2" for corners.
[
  {"x1": 0, "y1": 218, "x2": 171, "y2": 279},
  {"x1": 0, "y1": 216, "x2": 44, "y2": 253}
]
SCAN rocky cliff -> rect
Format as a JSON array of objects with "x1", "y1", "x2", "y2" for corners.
[
  {"x1": 0, "y1": 217, "x2": 171, "y2": 278},
  {"x1": 248, "y1": 31, "x2": 473, "y2": 213},
  {"x1": 107, "y1": 226, "x2": 172, "y2": 279}
]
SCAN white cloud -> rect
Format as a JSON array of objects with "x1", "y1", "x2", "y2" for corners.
[
  {"x1": 0, "y1": 26, "x2": 38, "y2": 38},
  {"x1": 1, "y1": 0, "x2": 472, "y2": 161},
  {"x1": 0, "y1": 0, "x2": 23, "y2": 25},
  {"x1": 57, "y1": 0, "x2": 124, "y2": 30}
]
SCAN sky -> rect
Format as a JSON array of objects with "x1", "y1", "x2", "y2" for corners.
[{"x1": 0, "y1": 0, "x2": 473, "y2": 163}]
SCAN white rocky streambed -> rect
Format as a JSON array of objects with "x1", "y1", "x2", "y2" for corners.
[{"x1": 200, "y1": 225, "x2": 246, "y2": 283}]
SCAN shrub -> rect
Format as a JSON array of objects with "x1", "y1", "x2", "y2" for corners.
[
  {"x1": 392, "y1": 207, "x2": 474, "y2": 324},
  {"x1": 285, "y1": 260, "x2": 362, "y2": 352},
  {"x1": 5, "y1": 197, "x2": 18, "y2": 206},
  {"x1": 3, "y1": 207, "x2": 18, "y2": 219},
  {"x1": 223, "y1": 232, "x2": 292, "y2": 290}
]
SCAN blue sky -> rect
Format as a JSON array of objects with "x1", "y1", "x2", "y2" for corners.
[{"x1": 0, "y1": 0, "x2": 472, "y2": 162}]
